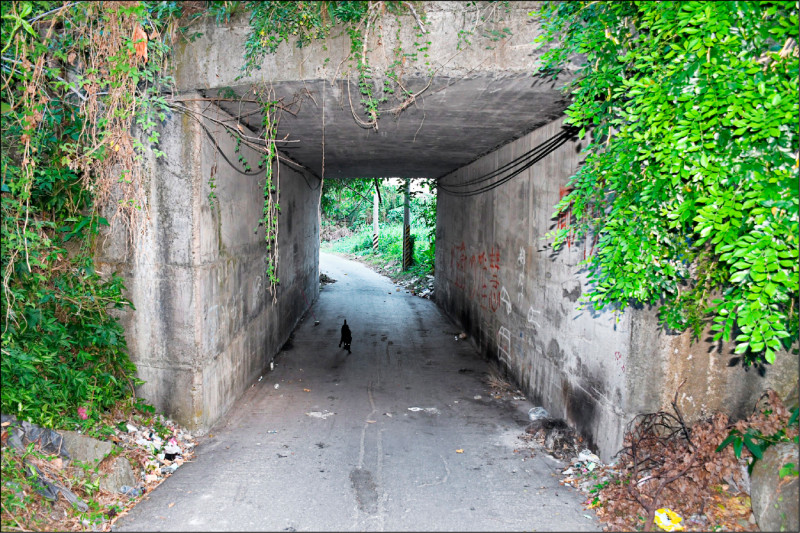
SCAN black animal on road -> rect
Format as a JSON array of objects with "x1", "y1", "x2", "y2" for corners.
[{"x1": 339, "y1": 320, "x2": 352, "y2": 353}]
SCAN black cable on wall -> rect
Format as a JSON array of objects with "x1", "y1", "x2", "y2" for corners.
[{"x1": 437, "y1": 126, "x2": 579, "y2": 197}]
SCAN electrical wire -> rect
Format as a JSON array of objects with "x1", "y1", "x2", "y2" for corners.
[
  {"x1": 437, "y1": 126, "x2": 576, "y2": 194},
  {"x1": 168, "y1": 101, "x2": 322, "y2": 190},
  {"x1": 437, "y1": 126, "x2": 578, "y2": 197},
  {"x1": 170, "y1": 101, "x2": 264, "y2": 176},
  {"x1": 439, "y1": 128, "x2": 575, "y2": 188},
  {"x1": 168, "y1": 101, "x2": 573, "y2": 197}
]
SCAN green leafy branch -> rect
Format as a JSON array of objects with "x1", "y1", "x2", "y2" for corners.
[
  {"x1": 717, "y1": 402, "x2": 799, "y2": 475},
  {"x1": 535, "y1": 1, "x2": 799, "y2": 367}
]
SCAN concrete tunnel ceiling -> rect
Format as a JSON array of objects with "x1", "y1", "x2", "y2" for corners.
[
  {"x1": 176, "y1": 1, "x2": 580, "y2": 180},
  {"x1": 201, "y1": 75, "x2": 571, "y2": 180}
]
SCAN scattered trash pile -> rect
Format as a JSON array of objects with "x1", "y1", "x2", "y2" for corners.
[
  {"x1": 1, "y1": 409, "x2": 197, "y2": 532},
  {"x1": 113, "y1": 418, "x2": 196, "y2": 491},
  {"x1": 414, "y1": 275, "x2": 435, "y2": 299},
  {"x1": 522, "y1": 407, "x2": 582, "y2": 461},
  {"x1": 393, "y1": 273, "x2": 434, "y2": 299},
  {"x1": 2, "y1": 416, "x2": 91, "y2": 515},
  {"x1": 560, "y1": 448, "x2": 609, "y2": 494}
]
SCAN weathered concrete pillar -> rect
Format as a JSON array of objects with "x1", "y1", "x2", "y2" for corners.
[{"x1": 97, "y1": 97, "x2": 320, "y2": 433}]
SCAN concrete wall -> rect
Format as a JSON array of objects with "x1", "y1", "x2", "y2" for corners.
[
  {"x1": 173, "y1": 1, "x2": 553, "y2": 92},
  {"x1": 98, "y1": 98, "x2": 320, "y2": 432},
  {"x1": 434, "y1": 117, "x2": 798, "y2": 461}
]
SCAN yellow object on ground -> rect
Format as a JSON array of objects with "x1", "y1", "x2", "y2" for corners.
[{"x1": 654, "y1": 508, "x2": 685, "y2": 532}]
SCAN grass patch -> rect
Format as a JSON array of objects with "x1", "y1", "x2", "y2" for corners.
[{"x1": 321, "y1": 223, "x2": 433, "y2": 272}]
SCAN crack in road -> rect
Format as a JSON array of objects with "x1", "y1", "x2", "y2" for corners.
[{"x1": 352, "y1": 381, "x2": 388, "y2": 531}]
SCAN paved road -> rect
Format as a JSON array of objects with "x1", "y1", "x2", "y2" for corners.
[{"x1": 114, "y1": 253, "x2": 598, "y2": 532}]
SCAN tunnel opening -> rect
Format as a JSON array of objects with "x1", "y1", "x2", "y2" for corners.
[{"x1": 137, "y1": 3, "x2": 581, "y2": 441}]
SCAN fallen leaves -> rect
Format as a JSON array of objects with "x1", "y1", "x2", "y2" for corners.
[
  {"x1": 132, "y1": 26, "x2": 147, "y2": 63},
  {"x1": 706, "y1": 491, "x2": 753, "y2": 531},
  {"x1": 585, "y1": 388, "x2": 796, "y2": 532}
]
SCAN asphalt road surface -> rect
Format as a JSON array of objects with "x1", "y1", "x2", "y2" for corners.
[{"x1": 114, "y1": 252, "x2": 599, "y2": 532}]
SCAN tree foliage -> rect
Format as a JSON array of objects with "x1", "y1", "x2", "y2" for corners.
[
  {"x1": 321, "y1": 177, "x2": 436, "y2": 236},
  {"x1": 321, "y1": 177, "x2": 380, "y2": 228},
  {"x1": 535, "y1": 1, "x2": 799, "y2": 366},
  {"x1": 320, "y1": 177, "x2": 437, "y2": 270}
]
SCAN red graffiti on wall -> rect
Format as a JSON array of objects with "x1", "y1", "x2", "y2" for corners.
[
  {"x1": 614, "y1": 350, "x2": 625, "y2": 373},
  {"x1": 488, "y1": 246, "x2": 501, "y2": 312},
  {"x1": 478, "y1": 252, "x2": 488, "y2": 310},
  {"x1": 467, "y1": 253, "x2": 476, "y2": 300},
  {"x1": 451, "y1": 241, "x2": 467, "y2": 290},
  {"x1": 469, "y1": 251, "x2": 488, "y2": 308},
  {"x1": 450, "y1": 242, "x2": 503, "y2": 314}
]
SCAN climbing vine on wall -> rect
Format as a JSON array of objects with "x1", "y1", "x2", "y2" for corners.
[
  {"x1": 1, "y1": 0, "x2": 179, "y2": 426},
  {"x1": 257, "y1": 86, "x2": 281, "y2": 302},
  {"x1": 238, "y1": 0, "x2": 432, "y2": 128},
  {"x1": 534, "y1": 1, "x2": 799, "y2": 367}
]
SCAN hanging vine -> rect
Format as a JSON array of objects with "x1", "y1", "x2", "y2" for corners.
[
  {"x1": 256, "y1": 85, "x2": 280, "y2": 302},
  {"x1": 226, "y1": 1, "x2": 517, "y2": 282},
  {"x1": 239, "y1": 1, "x2": 430, "y2": 127}
]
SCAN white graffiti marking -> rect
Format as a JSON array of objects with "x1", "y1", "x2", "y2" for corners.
[
  {"x1": 500, "y1": 286, "x2": 513, "y2": 315},
  {"x1": 497, "y1": 326, "x2": 511, "y2": 366},
  {"x1": 526, "y1": 306, "x2": 541, "y2": 329}
]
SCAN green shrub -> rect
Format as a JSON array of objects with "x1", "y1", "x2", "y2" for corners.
[
  {"x1": 322, "y1": 222, "x2": 434, "y2": 275},
  {"x1": 536, "y1": 1, "x2": 798, "y2": 366}
]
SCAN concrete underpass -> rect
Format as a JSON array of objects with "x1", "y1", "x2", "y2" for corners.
[
  {"x1": 96, "y1": 3, "x2": 796, "y2": 516},
  {"x1": 114, "y1": 252, "x2": 598, "y2": 531}
]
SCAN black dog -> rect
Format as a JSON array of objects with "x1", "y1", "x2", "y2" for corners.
[{"x1": 339, "y1": 319, "x2": 352, "y2": 353}]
